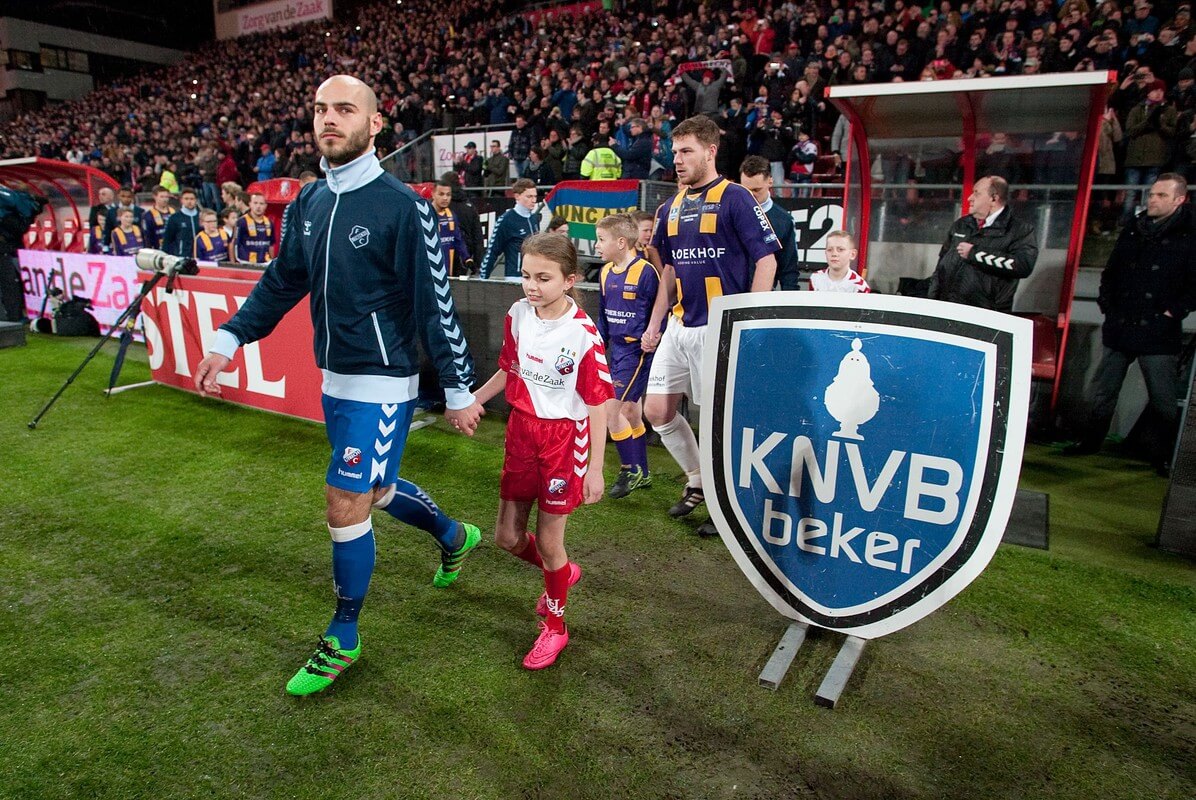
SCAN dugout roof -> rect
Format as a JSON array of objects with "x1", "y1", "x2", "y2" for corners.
[
  {"x1": 0, "y1": 158, "x2": 119, "y2": 243},
  {"x1": 826, "y1": 72, "x2": 1117, "y2": 409}
]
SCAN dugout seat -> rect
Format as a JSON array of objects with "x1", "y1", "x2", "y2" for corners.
[
  {"x1": 1015, "y1": 312, "x2": 1058, "y2": 381},
  {"x1": 23, "y1": 219, "x2": 41, "y2": 250},
  {"x1": 39, "y1": 218, "x2": 60, "y2": 251},
  {"x1": 60, "y1": 219, "x2": 85, "y2": 253}
]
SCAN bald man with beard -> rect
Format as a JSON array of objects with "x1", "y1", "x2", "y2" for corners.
[{"x1": 194, "y1": 76, "x2": 483, "y2": 696}]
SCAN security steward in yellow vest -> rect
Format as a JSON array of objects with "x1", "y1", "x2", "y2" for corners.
[{"x1": 580, "y1": 134, "x2": 623, "y2": 180}]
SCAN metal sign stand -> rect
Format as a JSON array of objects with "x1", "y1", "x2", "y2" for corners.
[
  {"x1": 758, "y1": 623, "x2": 868, "y2": 709},
  {"x1": 814, "y1": 635, "x2": 868, "y2": 709},
  {"x1": 758, "y1": 622, "x2": 809, "y2": 690}
]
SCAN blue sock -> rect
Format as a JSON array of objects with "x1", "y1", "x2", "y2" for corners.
[
  {"x1": 631, "y1": 426, "x2": 650, "y2": 474},
  {"x1": 325, "y1": 523, "x2": 375, "y2": 650},
  {"x1": 379, "y1": 479, "x2": 462, "y2": 552},
  {"x1": 613, "y1": 434, "x2": 636, "y2": 468}
]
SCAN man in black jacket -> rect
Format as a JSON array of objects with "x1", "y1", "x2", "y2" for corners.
[
  {"x1": 1066, "y1": 174, "x2": 1196, "y2": 466},
  {"x1": 613, "y1": 118, "x2": 653, "y2": 180},
  {"x1": 161, "y1": 188, "x2": 200, "y2": 258},
  {"x1": 928, "y1": 175, "x2": 1038, "y2": 312}
]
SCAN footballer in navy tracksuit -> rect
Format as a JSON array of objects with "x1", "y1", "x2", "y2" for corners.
[
  {"x1": 479, "y1": 180, "x2": 540, "y2": 280},
  {"x1": 201, "y1": 131, "x2": 483, "y2": 694}
]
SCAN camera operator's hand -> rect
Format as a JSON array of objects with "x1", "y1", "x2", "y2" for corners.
[{"x1": 194, "y1": 352, "x2": 232, "y2": 397}]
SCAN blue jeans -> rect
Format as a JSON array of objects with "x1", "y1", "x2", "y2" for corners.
[
  {"x1": 1121, "y1": 167, "x2": 1159, "y2": 221},
  {"x1": 201, "y1": 182, "x2": 221, "y2": 212}
]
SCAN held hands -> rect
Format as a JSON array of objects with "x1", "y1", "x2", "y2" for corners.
[
  {"x1": 194, "y1": 353, "x2": 231, "y2": 397},
  {"x1": 445, "y1": 401, "x2": 484, "y2": 436},
  {"x1": 641, "y1": 328, "x2": 662, "y2": 353},
  {"x1": 583, "y1": 470, "x2": 604, "y2": 504}
]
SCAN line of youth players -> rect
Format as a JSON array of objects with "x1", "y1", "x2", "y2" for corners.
[{"x1": 102, "y1": 185, "x2": 279, "y2": 264}]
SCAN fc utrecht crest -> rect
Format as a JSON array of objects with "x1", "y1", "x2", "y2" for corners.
[{"x1": 700, "y1": 293, "x2": 1031, "y2": 639}]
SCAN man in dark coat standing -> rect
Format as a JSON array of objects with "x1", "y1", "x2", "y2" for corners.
[
  {"x1": 612, "y1": 118, "x2": 653, "y2": 180},
  {"x1": 1066, "y1": 174, "x2": 1196, "y2": 468},
  {"x1": 453, "y1": 142, "x2": 484, "y2": 188},
  {"x1": 928, "y1": 175, "x2": 1038, "y2": 312}
]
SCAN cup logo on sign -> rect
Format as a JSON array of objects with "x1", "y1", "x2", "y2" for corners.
[
  {"x1": 701, "y1": 293, "x2": 1031, "y2": 640},
  {"x1": 824, "y1": 338, "x2": 880, "y2": 440}
]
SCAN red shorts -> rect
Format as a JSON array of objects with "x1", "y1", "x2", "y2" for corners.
[{"x1": 500, "y1": 409, "x2": 590, "y2": 515}]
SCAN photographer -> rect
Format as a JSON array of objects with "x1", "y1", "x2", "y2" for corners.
[
  {"x1": 1122, "y1": 80, "x2": 1178, "y2": 224},
  {"x1": 747, "y1": 106, "x2": 794, "y2": 187},
  {"x1": 611, "y1": 118, "x2": 652, "y2": 180},
  {"x1": 1, "y1": 187, "x2": 46, "y2": 320}
]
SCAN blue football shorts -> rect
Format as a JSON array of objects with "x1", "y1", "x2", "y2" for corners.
[
  {"x1": 608, "y1": 341, "x2": 653, "y2": 403},
  {"x1": 322, "y1": 395, "x2": 415, "y2": 493}
]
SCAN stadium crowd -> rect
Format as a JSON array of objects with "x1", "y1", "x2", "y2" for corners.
[{"x1": 1, "y1": 0, "x2": 1195, "y2": 197}]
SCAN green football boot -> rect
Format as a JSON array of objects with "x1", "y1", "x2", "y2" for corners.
[
  {"x1": 285, "y1": 635, "x2": 361, "y2": 696},
  {"x1": 433, "y1": 523, "x2": 482, "y2": 588}
]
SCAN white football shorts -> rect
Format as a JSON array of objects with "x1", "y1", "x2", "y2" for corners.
[{"x1": 646, "y1": 316, "x2": 707, "y2": 400}]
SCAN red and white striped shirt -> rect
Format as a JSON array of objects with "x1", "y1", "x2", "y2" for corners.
[
  {"x1": 499, "y1": 298, "x2": 614, "y2": 420},
  {"x1": 810, "y1": 268, "x2": 871, "y2": 294}
]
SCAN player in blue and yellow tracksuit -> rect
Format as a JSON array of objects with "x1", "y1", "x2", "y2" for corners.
[
  {"x1": 431, "y1": 179, "x2": 472, "y2": 276},
  {"x1": 193, "y1": 75, "x2": 483, "y2": 697}
]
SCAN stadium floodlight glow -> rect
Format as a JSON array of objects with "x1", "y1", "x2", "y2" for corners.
[
  {"x1": 192, "y1": 79, "x2": 197, "y2": 85},
  {"x1": 190, "y1": 93, "x2": 197, "y2": 99}
]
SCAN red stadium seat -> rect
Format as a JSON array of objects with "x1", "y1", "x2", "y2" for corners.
[
  {"x1": 61, "y1": 219, "x2": 85, "y2": 253},
  {"x1": 40, "y1": 218, "x2": 60, "y2": 251},
  {"x1": 1015, "y1": 313, "x2": 1058, "y2": 380},
  {"x1": 23, "y1": 219, "x2": 42, "y2": 250}
]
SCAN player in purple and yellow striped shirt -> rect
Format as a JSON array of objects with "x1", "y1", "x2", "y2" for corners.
[
  {"x1": 235, "y1": 192, "x2": 275, "y2": 264},
  {"x1": 142, "y1": 185, "x2": 174, "y2": 250},
  {"x1": 432, "y1": 177, "x2": 472, "y2": 276},
  {"x1": 596, "y1": 213, "x2": 663, "y2": 498},
  {"x1": 194, "y1": 209, "x2": 231, "y2": 262},
  {"x1": 644, "y1": 116, "x2": 780, "y2": 536}
]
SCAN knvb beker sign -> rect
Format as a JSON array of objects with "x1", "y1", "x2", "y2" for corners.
[{"x1": 701, "y1": 293, "x2": 1031, "y2": 639}]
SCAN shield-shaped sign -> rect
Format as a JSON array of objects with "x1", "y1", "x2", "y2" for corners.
[{"x1": 701, "y1": 293, "x2": 1031, "y2": 639}]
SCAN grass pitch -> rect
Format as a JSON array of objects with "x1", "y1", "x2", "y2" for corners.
[{"x1": 1, "y1": 336, "x2": 1193, "y2": 800}]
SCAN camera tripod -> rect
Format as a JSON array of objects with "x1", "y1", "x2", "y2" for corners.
[{"x1": 29, "y1": 269, "x2": 170, "y2": 429}]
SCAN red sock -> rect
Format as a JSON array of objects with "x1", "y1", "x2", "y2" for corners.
[
  {"x1": 542, "y1": 563, "x2": 571, "y2": 633},
  {"x1": 515, "y1": 532, "x2": 543, "y2": 568}
]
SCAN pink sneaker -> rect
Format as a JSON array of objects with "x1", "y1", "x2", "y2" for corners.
[
  {"x1": 535, "y1": 562, "x2": 582, "y2": 617},
  {"x1": 523, "y1": 621, "x2": 569, "y2": 670}
]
